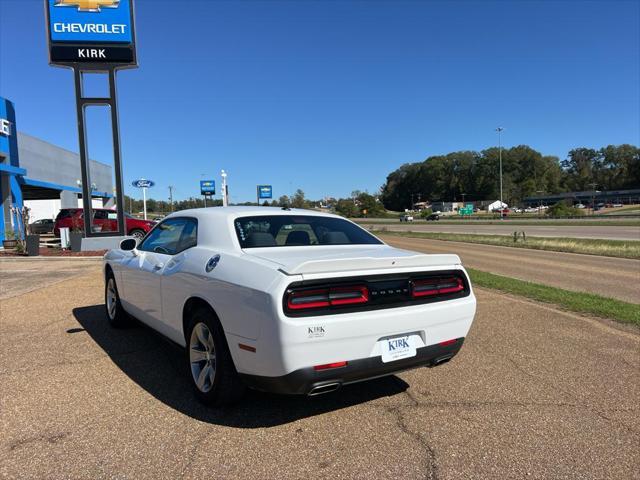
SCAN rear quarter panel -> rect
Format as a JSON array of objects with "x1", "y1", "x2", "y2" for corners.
[{"x1": 160, "y1": 247, "x2": 290, "y2": 346}]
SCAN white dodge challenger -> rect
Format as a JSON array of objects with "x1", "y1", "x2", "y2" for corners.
[{"x1": 103, "y1": 207, "x2": 476, "y2": 406}]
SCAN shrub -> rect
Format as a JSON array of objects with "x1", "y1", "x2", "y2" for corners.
[
  {"x1": 419, "y1": 208, "x2": 433, "y2": 218},
  {"x1": 547, "y1": 200, "x2": 585, "y2": 217}
]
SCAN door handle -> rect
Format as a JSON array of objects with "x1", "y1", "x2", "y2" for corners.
[{"x1": 153, "y1": 263, "x2": 164, "y2": 270}]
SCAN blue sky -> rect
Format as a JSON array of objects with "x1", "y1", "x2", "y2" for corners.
[{"x1": 1, "y1": 0, "x2": 639, "y2": 203}]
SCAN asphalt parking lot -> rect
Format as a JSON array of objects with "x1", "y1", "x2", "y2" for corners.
[{"x1": 1, "y1": 259, "x2": 638, "y2": 479}]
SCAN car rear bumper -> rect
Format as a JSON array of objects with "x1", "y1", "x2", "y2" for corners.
[{"x1": 238, "y1": 337, "x2": 464, "y2": 395}]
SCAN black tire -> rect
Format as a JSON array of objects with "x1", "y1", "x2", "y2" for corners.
[
  {"x1": 185, "y1": 307, "x2": 246, "y2": 406},
  {"x1": 129, "y1": 229, "x2": 146, "y2": 241},
  {"x1": 105, "y1": 271, "x2": 129, "y2": 328}
]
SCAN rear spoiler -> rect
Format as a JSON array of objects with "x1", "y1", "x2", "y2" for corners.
[{"x1": 281, "y1": 254, "x2": 462, "y2": 275}]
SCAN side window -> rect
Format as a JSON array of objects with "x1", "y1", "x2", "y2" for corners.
[
  {"x1": 138, "y1": 217, "x2": 197, "y2": 255},
  {"x1": 139, "y1": 218, "x2": 187, "y2": 255},
  {"x1": 177, "y1": 218, "x2": 198, "y2": 253},
  {"x1": 93, "y1": 210, "x2": 109, "y2": 220}
]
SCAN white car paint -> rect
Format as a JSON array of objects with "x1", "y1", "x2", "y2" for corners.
[{"x1": 104, "y1": 207, "x2": 476, "y2": 392}]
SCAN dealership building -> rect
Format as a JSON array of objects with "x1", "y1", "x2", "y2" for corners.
[{"x1": 1, "y1": 96, "x2": 113, "y2": 242}]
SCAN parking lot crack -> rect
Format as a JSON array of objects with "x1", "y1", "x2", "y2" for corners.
[
  {"x1": 386, "y1": 403, "x2": 439, "y2": 480},
  {"x1": 9, "y1": 431, "x2": 69, "y2": 451}
]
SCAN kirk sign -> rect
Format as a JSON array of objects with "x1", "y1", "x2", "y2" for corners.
[{"x1": 45, "y1": 0, "x2": 137, "y2": 67}]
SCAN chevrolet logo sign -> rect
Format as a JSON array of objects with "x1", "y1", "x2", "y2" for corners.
[{"x1": 54, "y1": 0, "x2": 120, "y2": 12}]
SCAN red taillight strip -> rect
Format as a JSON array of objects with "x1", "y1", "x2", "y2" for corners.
[
  {"x1": 329, "y1": 286, "x2": 369, "y2": 306},
  {"x1": 412, "y1": 277, "x2": 464, "y2": 298},
  {"x1": 287, "y1": 285, "x2": 369, "y2": 311},
  {"x1": 287, "y1": 288, "x2": 331, "y2": 310}
]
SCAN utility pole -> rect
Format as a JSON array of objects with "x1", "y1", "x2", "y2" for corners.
[
  {"x1": 168, "y1": 186, "x2": 174, "y2": 212},
  {"x1": 536, "y1": 190, "x2": 544, "y2": 218},
  {"x1": 588, "y1": 182, "x2": 599, "y2": 215},
  {"x1": 496, "y1": 127, "x2": 504, "y2": 219}
]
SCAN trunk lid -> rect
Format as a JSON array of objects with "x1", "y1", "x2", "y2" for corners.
[{"x1": 244, "y1": 245, "x2": 461, "y2": 275}]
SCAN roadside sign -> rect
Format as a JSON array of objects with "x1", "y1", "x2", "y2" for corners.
[
  {"x1": 45, "y1": 0, "x2": 137, "y2": 67},
  {"x1": 132, "y1": 179, "x2": 154, "y2": 188},
  {"x1": 257, "y1": 185, "x2": 273, "y2": 200},
  {"x1": 131, "y1": 178, "x2": 153, "y2": 220},
  {"x1": 200, "y1": 180, "x2": 216, "y2": 196},
  {"x1": 459, "y1": 205, "x2": 473, "y2": 216}
]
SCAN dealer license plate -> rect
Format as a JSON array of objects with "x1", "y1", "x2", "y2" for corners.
[{"x1": 380, "y1": 334, "x2": 417, "y2": 363}]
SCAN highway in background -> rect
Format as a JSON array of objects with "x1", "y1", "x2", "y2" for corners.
[
  {"x1": 361, "y1": 222, "x2": 640, "y2": 241},
  {"x1": 382, "y1": 236, "x2": 640, "y2": 304}
]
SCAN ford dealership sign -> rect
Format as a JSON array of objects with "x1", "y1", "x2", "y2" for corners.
[{"x1": 132, "y1": 179, "x2": 154, "y2": 188}]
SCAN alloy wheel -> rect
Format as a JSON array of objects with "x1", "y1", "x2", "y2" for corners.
[
  {"x1": 106, "y1": 278, "x2": 117, "y2": 320},
  {"x1": 189, "y1": 322, "x2": 217, "y2": 393}
]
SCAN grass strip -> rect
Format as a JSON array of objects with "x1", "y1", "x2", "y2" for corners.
[
  {"x1": 358, "y1": 219, "x2": 640, "y2": 227},
  {"x1": 467, "y1": 268, "x2": 640, "y2": 326},
  {"x1": 375, "y1": 230, "x2": 640, "y2": 259}
]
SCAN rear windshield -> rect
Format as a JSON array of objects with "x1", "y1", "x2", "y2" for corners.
[{"x1": 234, "y1": 215, "x2": 383, "y2": 248}]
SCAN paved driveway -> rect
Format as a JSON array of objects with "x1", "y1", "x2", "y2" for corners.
[{"x1": 1, "y1": 266, "x2": 638, "y2": 479}]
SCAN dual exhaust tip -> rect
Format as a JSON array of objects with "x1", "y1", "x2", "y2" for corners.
[{"x1": 307, "y1": 355, "x2": 454, "y2": 395}]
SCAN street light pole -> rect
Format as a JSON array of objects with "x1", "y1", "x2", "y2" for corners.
[
  {"x1": 496, "y1": 127, "x2": 504, "y2": 219},
  {"x1": 221, "y1": 170, "x2": 228, "y2": 207}
]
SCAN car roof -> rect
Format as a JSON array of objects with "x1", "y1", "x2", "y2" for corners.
[{"x1": 164, "y1": 206, "x2": 345, "y2": 222}]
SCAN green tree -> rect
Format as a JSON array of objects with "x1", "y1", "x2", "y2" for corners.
[
  {"x1": 291, "y1": 189, "x2": 306, "y2": 208},
  {"x1": 278, "y1": 195, "x2": 290, "y2": 207},
  {"x1": 334, "y1": 199, "x2": 359, "y2": 217}
]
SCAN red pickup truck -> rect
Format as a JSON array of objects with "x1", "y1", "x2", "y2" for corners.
[{"x1": 54, "y1": 208, "x2": 156, "y2": 240}]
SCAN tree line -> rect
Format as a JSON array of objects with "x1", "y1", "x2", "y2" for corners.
[
  {"x1": 123, "y1": 196, "x2": 223, "y2": 215},
  {"x1": 123, "y1": 188, "x2": 387, "y2": 218},
  {"x1": 380, "y1": 144, "x2": 639, "y2": 211}
]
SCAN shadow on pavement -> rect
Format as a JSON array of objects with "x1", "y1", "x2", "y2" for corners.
[{"x1": 73, "y1": 305, "x2": 408, "y2": 428}]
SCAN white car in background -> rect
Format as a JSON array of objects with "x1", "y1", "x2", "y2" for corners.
[{"x1": 103, "y1": 207, "x2": 476, "y2": 406}]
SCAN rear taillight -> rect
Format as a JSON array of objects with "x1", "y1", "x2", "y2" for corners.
[
  {"x1": 411, "y1": 276, "x2": 464, "y2": 298},
  {"x1": 314, "y1": 361, "x2": 347, "y2": 371},
  {"x1": 287, "y1": 289, "x2": 331, "y2": 310},
  {"x1": 287, "y1": 285, "x2": 369, "y2": 311}
]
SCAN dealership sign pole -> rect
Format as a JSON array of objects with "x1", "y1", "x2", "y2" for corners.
[
  {"x1": 132, "y1": 179, "x2": 154, "y2": 220},
  {"x1": 45, "y1": 0, "x2": 137, "y2": 239}
]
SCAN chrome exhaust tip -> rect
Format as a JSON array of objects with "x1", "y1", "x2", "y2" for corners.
[
  {"x1": 432, "y1": 355, "x2": 453, "y2": 366},
  {"x1": 308, "y1": 382, "x2": 341, "y2": 396}
]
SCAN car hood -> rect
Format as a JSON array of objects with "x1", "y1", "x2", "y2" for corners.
[{"x1": 243, "y1": 244, "x2": 461, "y2": 275}]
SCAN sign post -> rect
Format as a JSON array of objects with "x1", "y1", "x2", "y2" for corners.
[
  {"x1": 132, "y1": 179, "x2": 154, "y2": 220},
  {"x1": 257, "y1": 185, "x2": 273, "y2": 205},
  {"x1": 45, "y1": 0, "x2": 137, "y2": 239}
]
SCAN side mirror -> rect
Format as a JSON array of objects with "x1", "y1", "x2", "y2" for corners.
[{"x1": 120, "y1": 238, "x2": 137, "y2": 251}]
